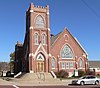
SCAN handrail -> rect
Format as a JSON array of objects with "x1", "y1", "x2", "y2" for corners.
[
  {"x1": 51, "y1": 71, "x2": 57, "y2": 79},
  {"x1": 14, "y1": 72, "x2": 22, "y2": 78}
]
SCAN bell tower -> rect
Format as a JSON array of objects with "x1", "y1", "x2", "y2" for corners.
[{"x1": 26, "y1": 3, "x2": 50, "y2": 73}]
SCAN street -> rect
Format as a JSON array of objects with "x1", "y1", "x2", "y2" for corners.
[{"x1": 0, "y1": 85, "x2": 100, "y2": 88}]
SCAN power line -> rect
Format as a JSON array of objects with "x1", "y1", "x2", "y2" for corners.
[{"x1": 81, "y1": 0, "x2": 100, "y2": 18}]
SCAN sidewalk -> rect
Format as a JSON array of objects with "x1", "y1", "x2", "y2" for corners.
[
  {"x1": 0, "y1": 77, "x2": 72, "y2": 86},
  {"x1": 9, "y1": 78, "x2": 72, "y2": 86},
  {"x1": 0, "y1": 78, "x2": 12, "y2": 85}
]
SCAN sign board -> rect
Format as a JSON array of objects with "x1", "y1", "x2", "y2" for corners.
[{"x1": 74, "y1": 69, "x2": 78, "y2": 76}]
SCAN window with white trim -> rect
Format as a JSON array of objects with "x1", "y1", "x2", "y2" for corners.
[
  {"x1": 36, "y1": 15, "x2": 44, "y2": 28},
  {"x1": 70, "y1": 62, "x2": 74, "y2": 68},
  {"x1": 66, "y1": 62, "x2": 69, "y2": 68},
  {"x1": 42, "y1": 34, "x2": 46, "y2": 44},
  {"x1": 79, "y1": 58, "x2": 83, "y2": 68},
  {"x1": 61, "y1": 45, "x2": 73, "y2": 59},
  {"x1": 51, "y1": 58, "x2": 55, "y2": 69},
  {"x1": 62, "y1": 62, "x2": 65, "y2": 69},
  {"x1": 34, "y1": 33, "x2": 39, "y2": 44}
]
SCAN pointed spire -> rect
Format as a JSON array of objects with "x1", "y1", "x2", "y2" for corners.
[
  {"x1": 29, "y1": 3, "x2": 34, "y2": 10},
  {"x1": 46, "y1": 5, "x2": 49, "y2": 10}
]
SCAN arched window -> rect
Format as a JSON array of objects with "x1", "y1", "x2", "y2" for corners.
[
  {"x1": 34, "y1": 33, "x2": 39, "y2": 44},
  {"x1": 36, "y1": 15, "x2": 44, "y2": 28},
  {"x1": 42, "y1": 34, "x2": 46, "y2": 44},
  {"x1": 61, "y1": 45, "x2": 73, "y2": 58},
  {"x1": 79, "y1": 58, "x2": 83, "y2": 68},
  {"x1": 37, "y1": 53, "x2": 44, "y2": 61},
  {"x1": 51, "y1": 58, "x2": 55, "y2": 69}
]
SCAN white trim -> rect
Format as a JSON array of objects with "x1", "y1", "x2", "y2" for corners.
[
  {"x1": 51, "y1": 57, "x2": 56, "y2": 69},
  {"x1": 12, "y1": 85, "x2": 19, "y2": 88},
  {"x1": 29, "y1": 26, "x2": 33, "y2": 30},
  {"x1": 62, "y1": 58, "x2": 73, "y2": 59},
  {"x1": 78, "y1": 57, "x2": 84, "y2": 68},
  {"x1": 30, "y1": 10, "x2": 33, "y2": 13},
  {"x1": 47, "y1": 11, "x2": 49, "y2": 15},
  {"x1": 78, "y1": 68, "x2": 85, "y2": 69},
  {"x1": 48, "y1": 28, "x2": 50, "y2": 31},
  {"x1": 59, "y1": 61, "x2": 75, "y2": 63},
  {"x1": 34, "y1": 32, "x2": 39, "y2": 45},
  {"x1": 30, "y1": 70, "x2": 33, "y2": 73},
  {"x1": 49, "y1": 53, "x2": 51, "y2": 57},
  {"x1": 51, "y1": 68, "x2": 55, "y2": 69},
  {"x1": 41, "y1": 32, "x2": 47, "y2": 36},
  {"x1": 61, "y1": 62, "x2": 66, "y2": 69},
  {"x1": 41, "y1": 33, "x2": 47, "y2": 45},
  {"x1": 34, "y1": 14, "x2": 46, "y2": 28},
  {"x1": 34, "y1": 43, "x2": 48, "y2": 59},
  {"x1": 74, "y1": 37, "x2": 88, "y2": 55},
  {"x1": 29, "y1": 53, "x2": 34, "y2": 57},
  {"x1": 82, "y1": 53, "x2": 87, "y2": 58}
]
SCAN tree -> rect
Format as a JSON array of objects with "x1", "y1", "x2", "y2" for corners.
[{"x1": 9, "y1": 52, "x2": 15, "y2": 73}]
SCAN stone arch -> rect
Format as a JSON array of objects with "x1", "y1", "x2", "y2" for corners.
[{"x1": 36, "y1": 52, "x2": 46, "y2": 72}]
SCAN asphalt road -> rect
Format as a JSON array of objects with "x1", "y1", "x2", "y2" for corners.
[{"x1": 0, "y1": 85, "x2": 100, "y2": 88}]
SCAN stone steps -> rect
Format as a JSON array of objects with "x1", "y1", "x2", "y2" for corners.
[{"x1": 12, "y1": 72, "x2": 57, "y2": 82}]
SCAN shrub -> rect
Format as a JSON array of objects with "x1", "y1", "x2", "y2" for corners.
[
  {"x1": 78, "y1": 70, "x2": 85, "y2": 77},
  {"x1": 97, "y1": 74, "x2": 100, "y2": 76},
  {"x1": 86, "y1": 69, "x2": 95, "y2": 75},
  {"x1": 55, "y1": 70, "x2": 68, "y2": 78}
]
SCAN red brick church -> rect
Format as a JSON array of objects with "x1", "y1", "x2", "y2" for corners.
[{"x1": 14, "y1": 3, "x2": 88, "y2": 76}]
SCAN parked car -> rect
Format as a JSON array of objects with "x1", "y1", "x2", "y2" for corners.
[{"x1": 72, "y1": 75, "x2": 100, "y2": 85}]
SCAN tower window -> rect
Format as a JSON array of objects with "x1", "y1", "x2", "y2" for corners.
[
  {"x1": 34, "y1": 33, "x2": 39, "y2": 44},
  {"x1": 42, "y1": 34, "x2": 46, "y2": 44},
  {"x1": 36, "y1": 15, "x2": 44, "y2": 28}
]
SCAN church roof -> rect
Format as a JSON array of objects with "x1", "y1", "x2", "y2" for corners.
[
  {"x1": 89, "y1": 61, "x2": 100, "y2": 68},
  {"x1": 50, "y1": 32, "x2": 62, "y2": 46}
]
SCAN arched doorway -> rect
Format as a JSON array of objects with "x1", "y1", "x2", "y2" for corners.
[{"x1": 36, "y1": 53, "x2": 45, "y2": 72}]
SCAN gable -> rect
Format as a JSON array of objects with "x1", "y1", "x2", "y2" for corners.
[
  {"x1": 50, "y1": 32, "x2": 62, "y2": 46},
  {"x1": 51, "y1": 27, "x2": 88, "y2": 56}
]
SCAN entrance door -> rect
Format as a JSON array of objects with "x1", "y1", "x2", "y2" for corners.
[{"x1": 37, "y1": 62, "x2": 44, "y2": 72}]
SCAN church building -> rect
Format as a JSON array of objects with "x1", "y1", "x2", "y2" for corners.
[{"x1": 14, "y1": 3, "x2": 88, "y2": 76}]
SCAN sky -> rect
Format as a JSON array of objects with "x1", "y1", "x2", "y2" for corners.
[{"x1": 0, "y1": 0, "x2": 100, "y2": 62}]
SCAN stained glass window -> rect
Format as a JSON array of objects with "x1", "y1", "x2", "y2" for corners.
[
  {"x1": 61, "y1": 45, "x2": 73, "y2": 58},
  {"x1": 36, "y1": 15, "x2": 44, "y2": 28}
]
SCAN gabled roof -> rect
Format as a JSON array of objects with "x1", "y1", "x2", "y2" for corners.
[
  {"x1": 50, "y1": 32, "x2": 62, "y2": 46},
  {"x1": 89, "y1": 61, "x2": 100, "y2": 68},
  {"x1": 50, "y1": 27, "x2": 88, "y2": 55}
]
